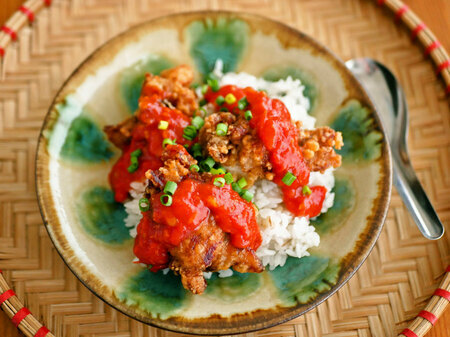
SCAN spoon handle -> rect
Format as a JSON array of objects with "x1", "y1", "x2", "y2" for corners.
[{"x1": 393, "y1": 155, "x2": 444, "y2": 240}]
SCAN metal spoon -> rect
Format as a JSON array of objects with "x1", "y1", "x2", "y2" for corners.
[{"x1": 346, "y1": 58, "x2": 444, "y2": 240}]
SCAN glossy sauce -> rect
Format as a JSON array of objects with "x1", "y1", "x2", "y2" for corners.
[
  {"x1": 109, "y1": 91, "x2": 191, "y2": 202},
  {"x1": 205, "y1": 85, "x2": 326, "y2": 218},
  {"x1": 133, "y1": 178, "x2": 262, "y2": 270}
]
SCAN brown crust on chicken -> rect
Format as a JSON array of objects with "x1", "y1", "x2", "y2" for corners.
[
  {"x1": 142, "y1": 65, "x2": 198, "y2": 116},
  {"x1": 103, "y1": 116, "x2": 138, "y2": 149},
  {"x1": 145, "y1": 144, "x2": 198, "y2": 192},
  {"x1": 144, "y1": 144, "x2": 264, "y2": 294},
  {"x1": 298, "y1": 127, "x2": 343, "y2": 173},
  {"x1": 199, "y1": 112, "x2": 272, "y2": 185},
  {"x1": 169, "y1": 215, "x2": 263, "y2": 294}
]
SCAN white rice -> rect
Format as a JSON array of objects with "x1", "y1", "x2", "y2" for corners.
[{"x1": 125, "y1": 61, "x2": 336, "y2": 276}]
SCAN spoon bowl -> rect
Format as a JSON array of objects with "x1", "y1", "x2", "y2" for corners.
[{"x1": 346, "y1": 58, "x2": 444, "y2": 240}]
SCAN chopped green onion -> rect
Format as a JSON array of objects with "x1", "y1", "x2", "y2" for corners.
[
  {"x1": 160, "y1": 194, "x2": 173, "y2": 206},
  {"x1": 224, "y1": 172, "x2": 233, "y2": 184},
  {"x1": 192, "y1": 116, "x2": 205, "y2": 130},
  {"x1": 162, "y1": 138, "x2": 176, "y2": 147},
  {"x1": 282, "y1": 172, "x2": 297, "y2": 186},
  {"x1": 198, "y1": 107, "x2": 207, "y2": 116},
  {"x1": 302, "y1": 185, "x2": 312, "y2": 195},
  {"x1": 139, "y1": 198, "x2": 150, "y2": 212},
  {"x1": 207, "y1": 78, "x2": 220, "y2": 92},
  {"x1": 225, "y1": 93, "x2": 236, "y2": 104},
  {"x1": 231, "y1": 182, "x2": 242, "y2": 194},
  {"x1": 210, "y1": 167, "x2": 226, "y2": 175},
  {"x1": 183, "y1": 144, "x2": 189, "y2": 149},
  {"x1": 238, "y1": 97, "x2": 248, "y2": 110},
  {"x1": 183, "y1": 125, "x2": 197, "y2": 140},
  {"x1": 127, "y1": 162, "x2": 138, "y2": 173},
  {"x1": 244, "y1": 110, "x2": 253, "y2": 121},
  {"x1": 216, "y1": 96, "x2": 225, "y2": 105},
  {"x1": 191, "y1": 143, "x2": 202, "y2": 157},
  {"x1": 130, "y1": 156, "x2": 139, "y2": 164},
  {"x1": 237, "y1": 177, "x2": 247, "y2": 189},
  {"x1": 158, "y1": 120, "x2": 169, "y2": 130},
  {"x1": 199, "y1": 98, "x2": 207, "y2": 106},
  {"x1": 201, "y1": 84, "x2": 208, "y2": 94},
  {"x1": 213, "y1": 177, "x2": 226, "y2": 187},
  {"x1": 200, "y1": 157, "x2": 215, "y2": 172},
  {"x1": 164, "y1": 181, "x2": 178, "y2": 195},
  {"x1": 216, "y1": 123, "x2": 228, "y2": 136},
  {"x1": 241, "y1": 190, "x2": 254, "y2": 202},
  {"x1": 190, "y1": 164, "x2": 200, "y2": 172},
  {"x1": 220, "y1": 107, "x2": 229, "y2": 112},
  {"x1": 191, "y1": 83, "x2": 199, "y2": 89},
  {"x1": 130, "y1": 148, "x2": 142, "y2": 157}
]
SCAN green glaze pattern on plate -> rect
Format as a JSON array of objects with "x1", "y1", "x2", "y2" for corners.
[
  {"x1": 262, "y1": 66, "x2": 318, "y2": 113},
  {"x1": 269, "y1": 256, "x2": 340, "y2": 306},
  {"x1": 120, "y1": 54, "x2": 174, "y2": 113},
  {"x1": 36, "y1": 12, "x2": 391, "y2": 335},
  {"x1": 54, "y1": 97, "x2": 114, "y2": 163},
  {"x1": 77, "y1": 186, "x2": 131, "y2": 244},
  {"x1": 311, "y1": 177, "x2": 356, "y2": 235},
  {"x1": 331, "y1": 100, "x2": 383, "y2": 162},
  {"x1": 117, "y1": 269, "x2": 188, "y2": 319},
  {"x1": 186, "y1": 18, "x2": 249, "y2": 76},
  {"x1": 205, "y1": 272, "x2": 262, "y2": 302}
]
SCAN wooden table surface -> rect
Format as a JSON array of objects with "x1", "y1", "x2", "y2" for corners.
[{"x1": 0, "y1": 1, "x2": 449, "y2": 336}]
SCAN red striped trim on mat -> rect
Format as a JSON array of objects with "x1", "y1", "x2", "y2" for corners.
[
  {"x1": 418, "y1": 310, "x2": 437, "y2": 325},
  {"x1": 0, "y1": 289, "x2": 15, "y2": 304},
  {"x1": 434, "y1": 288, "x2": 450, "y2": 300},
  {"x1": 395, "y1": 4, "x2": 409, "y2": 21},
  {"x1": 436, "y1": 59, "x2": 450, "y2": 74},
  {"x1": 34, "y1": 326, "x2": 50, "y2": 337},
  {"x1": 12, "y1": 307, "x2": 31, "y2": 327},
  {"x1": 425, "y1": 41, "x2": 442, "y2": 56},
  {"x1": 446, "y1": 84, "x2": 450, "y2": 95},
  {"x1": 446, "y1": 265, "x2": 450, "y2": 272},
  {"x1": 1, "y1": 26, "x2": 17, "y2": 41},
  {"x1": 20, "y1": 6, "x2": 35, "y2": 23},
  {"x1": 377, "y1": 0, "x2": 386, "y2": 5},
  {"x1": 411, "y1": 22, "x2": 426, "y2": 40},
  {"x1": 43, "y1": 0, "x2": 52, "y2": 6},
  {"x1": 401, "y1": 328, "x2": 418, "y2": 337}
]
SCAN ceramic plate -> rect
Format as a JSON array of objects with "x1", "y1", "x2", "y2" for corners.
[{"x1": 36, "y1": 11, "x2": 392, "y2": 335}]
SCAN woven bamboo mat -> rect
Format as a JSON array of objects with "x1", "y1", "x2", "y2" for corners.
[{"x1": 0, "y1": 0, "x2": 449, "y2": 336}]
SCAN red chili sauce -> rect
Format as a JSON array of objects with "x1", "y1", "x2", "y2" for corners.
[
  {"x1": 109, "y1": 87, "x2": 191, "y2": 202},
  {"x1": 133, "y1": 176, "x2": 262, "y2": 271},
  {"x1": 205, "y1": 85, "x2": 327, "y2": 218}
]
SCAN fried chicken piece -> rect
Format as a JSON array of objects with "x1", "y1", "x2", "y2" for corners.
[
  {"x1": 142, "y1": 65, "x2": 198, "y2": 116},
  {"x1": 199, "y1": 112, "x2": 272, "y2": 185},
  {"x1": 298, "y1": 127, "x2": 343, "y2": 172},
  {"x1": 144, "y1": 144, "x2": 264, "y2": 294},
  {"x1": 199, "y1": 112, "x2": 238, "y2": 164},
  {"x1": 169, "y1": 215, "x2": 263, "y2": 294},
  {"x1": 103, "y1": 116, "x2": 138, "y2": 149},
  {"x1": 145, "y1": 144, "x2": 198, "y2": 192},
  {"x1": 239, "y1": 134, "x2": 273, "y2": 185}
]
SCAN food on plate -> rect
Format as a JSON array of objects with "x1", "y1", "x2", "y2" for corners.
[{"x1": 104, "y1": 63, "x2": 343, "y2": 294}]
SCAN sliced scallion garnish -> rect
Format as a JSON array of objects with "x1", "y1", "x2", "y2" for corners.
[
  {"x1": 164, "y1": 181, "x2": 178, "y2": 195},
  {"x1": 213, "y1": 177, "x2": 226, "y2": 187},
  {"x1": 302, "y1": 185, "x2": 312, "y2": 195},
  {"x1": 158, "y1": 120, "x2": 169, "y2": 130},
  {"x1": 225, "y1": 93, "x2": 236, "y2": 104},
  {"x1": 224, "y1": 172, "x2": 233, "y2": 184},
  {"x1": 282, "y1": 172, "x2": 297, "y2": 186},
  {"x1": 216, "y1": 123, "x2": 228, "y2": 136},
  {"x1": 139, "y1": 197, "x2": 150, "y2": 212},
  {"x1": 160, "y1": 194, "x2": 173, "y2": 206}
]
